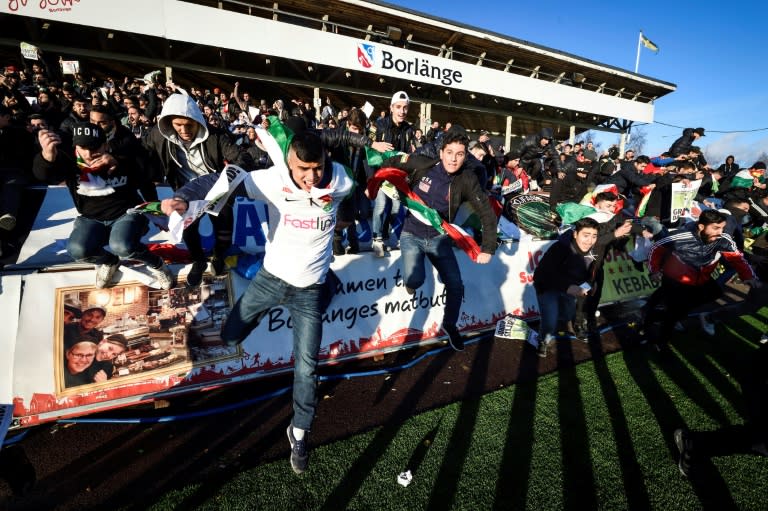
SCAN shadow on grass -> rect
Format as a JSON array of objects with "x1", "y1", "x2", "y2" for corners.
[
  {"x1": 492, "y1": 339, "x2": 541, "y2": 509},
  {"x1": 588, "y1": 335, "x2": 651, "y2": 511},
  {"x1": 319, "y1": 352, "x2": 450, "y2": 511},
  {"x1": 115, "y1": 393, "x2": 292, "y2": 511},
  {"x1": 556, "y1": 341, "x2": 597, "y2": 510},
  {"x1": 673, "y1": 339, "x2": 745, "y2": 420},
  {"x1": 425, "y1": 337, "x2": 494, "y2": 510},
  {"x1": 650, "y1": 339, "x2": 734, "y2": 428},
  {"x1": 622, "y1": 346, "x2": 739, "y2": 510},
  {"x1": 3, "y1": 385, "x2": 293, "y2": 511}
]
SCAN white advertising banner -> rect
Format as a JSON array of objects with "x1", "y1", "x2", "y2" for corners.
[
  {"x1": 8, "y1": 186, "x2": 554, "y2": 426},
  {"x1": 9, "y1": 238, "x2": 551, "y2": 427}
]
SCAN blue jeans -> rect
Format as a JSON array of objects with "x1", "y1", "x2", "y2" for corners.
[
  {"x1": 67, "y1": 212, "x2": 159, "y2": 266},
  {"x1": 371, "y1": 188, "x2": 401, "y2": 239},
  {"x1": 399, "y1": 231, "x2": 464, "y2": 327},
  {"x1": 222, "y1": 268, "x2": 322, "y2": 431},
  {"x1": 537, "y1": 291, "x2": 576, "y2": 339}
]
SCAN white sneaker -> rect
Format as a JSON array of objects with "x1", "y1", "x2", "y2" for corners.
[
  {"x1": 149, "y1": 263, "x2": 174, "y2": 290},
  {"x1": 537, "y1": 334, "x2": 555, "y2": 357},
  {"x1": 699, "y1": 313, "x2": 715, "y2": 336},
  {"x1": 371, "y1": 239, "x2": 385, "y2": 258},
  {"x1": 95, "y1": 262, "x2": 119, "y2": 289}
]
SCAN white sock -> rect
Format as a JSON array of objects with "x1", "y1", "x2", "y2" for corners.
[{"x1": 293, "y1": 426, "x2": 305, "y2": 440}]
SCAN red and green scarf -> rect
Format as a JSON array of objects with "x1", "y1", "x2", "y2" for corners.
[{"x1": 366, "y1": 168, "x2": 484, "y2": 261}]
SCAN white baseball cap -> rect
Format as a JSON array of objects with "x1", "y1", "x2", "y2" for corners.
[{"x1": 390, "y1": 91, "x2": 410, "y2": 105}]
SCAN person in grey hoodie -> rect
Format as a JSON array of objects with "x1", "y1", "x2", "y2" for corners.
[{"x1": 144, "y1": 89, "x2": 255, "y2": 286}]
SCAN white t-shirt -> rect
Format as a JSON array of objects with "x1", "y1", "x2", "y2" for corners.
[{"x1": 244, "y1": 161, "x2": 353, "y2": 287}]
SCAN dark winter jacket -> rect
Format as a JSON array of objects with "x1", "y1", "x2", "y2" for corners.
[
  {"x1": 413, "y1": 137, "x2": 487, "y2": 188},
  {"x1": 33, "y1": 149, "x2": 157, "y2": 221},
  {"x1": 371, "y1": 115, "x2": 414, "y2": 153},
  {"x1": 518, "y1": 128, "x2": 562, "y2": 171},
  {"x1": 549, "y1": 159, "x2": 596, "y2": 208},
  {"x1": 533, "y1": 233, "x2": 596, "y2": 293},
  {"x1": 383, "y1": 153, "x2": 497, "y2": 255},
  {"x1": 607, "y1": 160, "x2": 665, "y2": 196},
  {"x1": 668, "y1": 128, "x2": 697, "y2": 158},
  {"x1": 717, "y1": 157, "x2": 740, "y2": 180}
]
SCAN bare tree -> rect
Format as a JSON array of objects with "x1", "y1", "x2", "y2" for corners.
[{"x1": 626, "y1": 126, "x2": 648, "y2": 155}]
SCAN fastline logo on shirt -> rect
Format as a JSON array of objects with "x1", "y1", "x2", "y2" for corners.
[{"x1": 283, "y1": 213, "x2": 334, "y2": 231}]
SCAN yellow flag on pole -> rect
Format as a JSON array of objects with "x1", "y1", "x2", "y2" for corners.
[{"x1": 641, "y1": 33, "x2": 659, "y2": 53}]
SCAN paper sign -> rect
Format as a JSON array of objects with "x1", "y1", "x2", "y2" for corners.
[
  {"x1": 60, "y1": 60, "x2": 80, "y2": 75},
  {"x1": 20, "y1": 42, "x2": 40, "y2": 61},
  {"x1": 361, "y1": 101, "x2": 374, "y2": 119}
]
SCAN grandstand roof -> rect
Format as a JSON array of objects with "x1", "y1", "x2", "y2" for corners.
[{"x1": 0, "y1": 0, "x2": 675, "y2": 139}]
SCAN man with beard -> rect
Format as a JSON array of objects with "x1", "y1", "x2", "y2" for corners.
[
  {"x1": 642, "y1": 209, "x2": 761, "y2": 351},
  {"x1": 697, "y1": 198, "x2": 768, "y2": 336},
  {"x1": 59, "y1": 94, "x2": 90, "y2": 142},
  {"x1": 35, "y1": 123, "x2": 172, "y2": 289},
  {"x1": 89, "y1": 105, "x2": 147, "y2": 163}
]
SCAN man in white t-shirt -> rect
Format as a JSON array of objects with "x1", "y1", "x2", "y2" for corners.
[{"x1": 161, "y1": 131, "x2": 353, "y2": 475}]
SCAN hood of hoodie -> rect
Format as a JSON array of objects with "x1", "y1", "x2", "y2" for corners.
[{"x1": 157, "y1": 92, "x2": 209, "y2": 148}]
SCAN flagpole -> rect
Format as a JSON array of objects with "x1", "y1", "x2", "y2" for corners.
[{"x1": 635, "y1": 31, "x2": 642, "y2": 73}]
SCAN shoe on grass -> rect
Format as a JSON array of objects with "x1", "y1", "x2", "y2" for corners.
[
  {"x1": 95, "y1": 262, "x2": 119, "y2": 289},
  {"x1": 186, "y1": 260, "x2": 207, "y2": 288},
  {"x1": 286, "y1": 424, "x2": 309, "y2": 475},
  {"x1": 699, "y1": 313, "x2": 715, "y2": 336}
]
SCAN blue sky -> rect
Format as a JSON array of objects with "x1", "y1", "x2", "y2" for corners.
[{"x1": 386, "y1": 0, "x2": 768, "y2": 167}]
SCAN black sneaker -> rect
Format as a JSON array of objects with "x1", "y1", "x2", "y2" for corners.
[
  {"x1": 286, "y1": 425, "x2": 309, "y2": 474},
  {"x1": 210, "y1": 256, "x2": 226, "y2": 276},
  {"x1": 186, "y1": 260, "x2": 207, "y2": 288},
  {"x1": 674, "y1": 428, "x2": 693, "y2": 477},
  {"x1": 332, "y1": 238, "x2": 345, "y2": 256},
  {"x1": 443, "y1": 324, "x2": 464, "y2": 351}
]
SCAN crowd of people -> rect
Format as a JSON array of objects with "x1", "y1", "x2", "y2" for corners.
[{"x1": 2, "y1": 62, "x2": 767, "y2": 474}]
